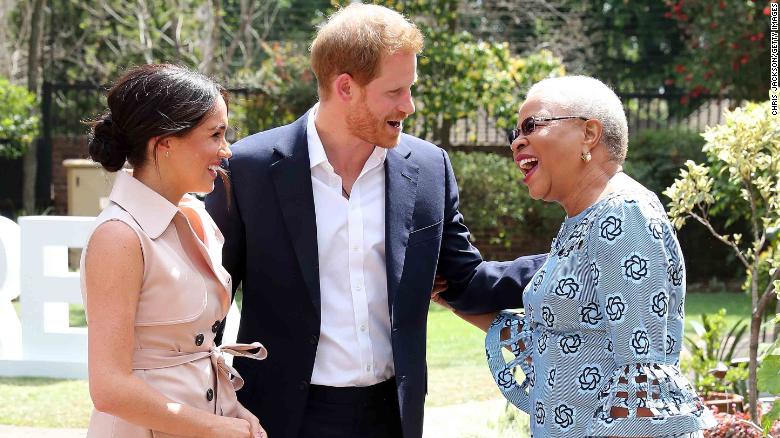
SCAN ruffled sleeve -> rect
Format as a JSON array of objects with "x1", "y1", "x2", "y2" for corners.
[
  {"x1": 485, "y1": 311, "x2": 534, "y2": 413},
  {"x1": 585, "y1": 194, "x2": 715, "y2": 436}
]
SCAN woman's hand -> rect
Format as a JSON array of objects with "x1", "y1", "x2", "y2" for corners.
[
  {"x1": 204, "y1": 416, "x2": 252, "y2": 438},
  {"x1": 236, "y1": 404, "x2": 267, "y2": 438},
  {"x1": 430, "y1": 274, "x2": 452, "y2": 310}
]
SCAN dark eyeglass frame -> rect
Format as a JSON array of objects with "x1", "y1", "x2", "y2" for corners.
[{"x1": 507, "y1": 116, "x2": 589, "y2": 146}]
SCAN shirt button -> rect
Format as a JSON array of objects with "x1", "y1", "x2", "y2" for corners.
[
  {"x1": 211, "y1": 321, "x2": 221, "y2": 333},
  {"x1": 206, "y1": 388, "x2": 214, "y2": 401},
  {"x1": 352, "y1": 245, "x2": 360, "y2": 252},
  {"x1": 365, "y1": 364, "x2": 372, "y2": 372},
  {"x1": 195, "y1": 333, "x2": 204, "y2": 346},
  {"x1": 360, "y1": 324, "x2": 367, "y2": 332},
  {"x1": 355, "y1": 285, "x2": 362, "y2": 291}
]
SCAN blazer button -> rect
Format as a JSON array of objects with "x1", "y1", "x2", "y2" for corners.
[
  {"x1": 211, "y1": 321, "x2": 221, "y2": 333},
  {"x1": 206, "y1": 388, "x2": 214, "y2": 401},
  {"x1": 298, "y1": 381, "x2": 308, "y2": 391},
  {"x1": 195, "y1": 333, "x2": 205, "y2": 346},
  {"x1": 309, "y1": 335, "x2": 318, "y2": 345}
]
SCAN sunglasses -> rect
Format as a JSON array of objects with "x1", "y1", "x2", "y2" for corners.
[{"x1": 507, "y1": 116, "x2": 589, "y2": 145}]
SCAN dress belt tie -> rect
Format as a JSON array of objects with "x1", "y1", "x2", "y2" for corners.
[{"x1": 132, "y1": 342, "x2": 268, "y2": 416}]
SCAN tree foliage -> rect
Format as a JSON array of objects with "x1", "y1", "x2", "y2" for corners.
[
  {"x1": 230, "y1": 42, "x2": 318, "y2": 135},
  {"x1": 580, "y1": 0, "x2": 687, "y2": 91},
  {"x1": 341, "y1": 0, "x2": 565, "y2": 146},
  {"x1": 28, "y1": 0, "x2": 325, "y2": 85},
  {"x1": 663, "y1": 0, "x2": 769, "y2": 101},
  {"x1": 0, "y1": 77, "x2": 39, "y2": 159},
  {"x1": 665, "y1": 101, "x2": 780, "y2": 422}
]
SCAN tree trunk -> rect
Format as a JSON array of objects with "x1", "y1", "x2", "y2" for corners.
[
  {"x1": 748, "y1": 284, "x2": 776, "y2": 422},
  {"x1": 773, "y1": 295, "x2": 780, "y2": 342},
  {"x1": 22, "y1": 0, "x2": 44, "y2": 214},
  {"x1": 137, "y1": 0, "x2": 155, "y2": 64},
  {"x1": 749, "y1": 309, "x2": 761, "y2": 421},
  {"x1": 200, "y1": 0, "x2": 221, "y2": 75},
  {"x1": 438, "y1": 119, "x2": 452, "y2": 148}
]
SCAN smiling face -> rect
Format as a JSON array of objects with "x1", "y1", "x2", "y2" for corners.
[
  {"x1": 346, "y1": 51, "x2": 417, "y2": 148},
  {"x1": 511, "y1": 94, "x2": 587, "y2": 203},
  {"x1": 164, "y1": 94, "x2": 232, "y2": 194}
]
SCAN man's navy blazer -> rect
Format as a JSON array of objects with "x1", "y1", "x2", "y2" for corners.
[{"x1": 205, "y1": 112, "x2": 545, "y2": 438}]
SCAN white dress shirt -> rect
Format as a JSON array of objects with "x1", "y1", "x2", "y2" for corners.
[{"x1": 306, "y1": 104, "x2": 394, "y2": 387}]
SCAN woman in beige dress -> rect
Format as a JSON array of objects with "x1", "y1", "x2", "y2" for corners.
[{"x1": 81, "y1": 64, "x2": 266, "y2": 438}]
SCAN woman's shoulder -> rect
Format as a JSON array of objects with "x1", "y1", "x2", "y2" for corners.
[
  {"x1": 592, "y1": 176, "x2": 666, "y2": 223},
  {"x1": 93, "y1": 203, "x2": 145, "y2": 236}
]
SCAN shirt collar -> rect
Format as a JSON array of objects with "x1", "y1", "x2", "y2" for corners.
[
  {"x1": 306, "y1": 103, "x2": 329, "y2": 170},
  {"x1": 305, "y1": 103, "x2": 388, "y2": 171},
  {"x1": 108, "y1": 171, "x2": 179, "y2": 239}
]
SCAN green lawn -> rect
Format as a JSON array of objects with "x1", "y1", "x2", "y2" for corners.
[
  {"x1": 1, "y1": 291, "x2": 753, "y2": 428},
  {"x1": 0, "y1": 377, "x2": 93, "y2": 428},
  {"x1": 684, "y1": 291, "x2": 752, "y2": 329}
]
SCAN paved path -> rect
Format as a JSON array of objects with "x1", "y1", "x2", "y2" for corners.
[
  {"x1": 0, "y1": 399, "x2": 526, "y2": 438},
  {"x1": 0, "y1": 425, "x2": 86, "y2": 437},
  {"x1": 424, "y1": 398, "x2": 508, "y2": 437}
]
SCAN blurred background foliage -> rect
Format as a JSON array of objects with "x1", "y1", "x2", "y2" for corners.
[{"x1": 0, "y1": 0, "x2": 769, "y2": 283}]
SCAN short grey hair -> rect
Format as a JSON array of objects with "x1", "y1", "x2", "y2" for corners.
[{"x1": 527, "y1": 76, "x2": 628, "y2": 164}]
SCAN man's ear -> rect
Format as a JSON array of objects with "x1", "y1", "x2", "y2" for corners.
[
  {"x1": 583, "y1": 119, "x2": 603, "y2": 152},
  {"x1": 334, "y1": 73, "x2": 355, "y2": 102}
]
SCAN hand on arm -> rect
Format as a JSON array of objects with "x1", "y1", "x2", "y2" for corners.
[
  {"x1": 431, "y1": 274, "x2": 499, "y2": 332},
  {"x1": 84, "y1": 222, "x2": 255, "y2": 438}
]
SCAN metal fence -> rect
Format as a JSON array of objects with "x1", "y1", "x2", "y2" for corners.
[{"x1": 41, "y1": 82, "x2": 739, "y2": 148}]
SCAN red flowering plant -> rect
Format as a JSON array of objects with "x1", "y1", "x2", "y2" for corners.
[
  {"x1": 663, "y1": 0, "x2": 770, "y2": 102},
  {"x1": 704, "y1": 405, "x2": 780, "y2": 438}
]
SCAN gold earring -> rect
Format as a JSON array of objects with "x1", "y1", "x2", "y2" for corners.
[
  {"x1": 581, "y1": 151, "x2": 591, "y2": 163},
  {"x1": 165, "y1": 150, "x2": 170, "y2": 158}
]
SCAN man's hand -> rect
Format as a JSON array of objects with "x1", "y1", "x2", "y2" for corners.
[{"x1": 430, "y1": 274, "x2": 452, "y2": 310}]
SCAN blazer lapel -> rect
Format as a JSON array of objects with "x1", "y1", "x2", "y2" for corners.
[
  {"x1": 270, "y1": 116, "x2": 322, "y2": 315},
  {"x1": 385, "y1": 141, "x2": 419, "y2": 311}
]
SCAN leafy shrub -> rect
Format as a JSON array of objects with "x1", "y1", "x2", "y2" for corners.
[
  {"x1": 758, "y1": 339, "x2": 780, "y2": 433},
  {"x1": 625, "y1": 129, "x2": 742, "y2": 284},
  {"x1": 0, "y1": 77, "x2": 39, "y2": 159},
  {"x1": 682, "y1": 308, "x2": 748, "y2": 397},
  {"x1": 665, "y1": 101, "x2": 780, "y2": 422},
  {"x1": 449, "y1": 150, "x2": 562, "y2": 249},
  {"x1": 624, "y1": 129, "x2": 705, "y2": 195}
]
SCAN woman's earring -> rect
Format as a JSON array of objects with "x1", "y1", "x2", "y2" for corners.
[
  {"x1": 581, "y1": 151, "x2": 591, "y2": 163},
  {"x1": 165, "y1": 150, "x2": 170, "y2": 158}
]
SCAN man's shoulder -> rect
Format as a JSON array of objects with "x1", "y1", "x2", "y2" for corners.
[
  {"x1": 230, "y1": 116, "x2": 306, "y2": 161},
  {"x1": 398, "y1": 133, "x2": 445, "y2": 163},
  {"x1": 399, "y1": 133, "x2": 440, "y2": 152}
]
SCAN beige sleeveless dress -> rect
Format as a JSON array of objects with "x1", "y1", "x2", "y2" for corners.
[{"x1": 80, "y1": 171, "x2": 266, "y2": 437}]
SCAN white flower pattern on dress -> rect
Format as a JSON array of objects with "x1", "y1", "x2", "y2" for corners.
[{"x1": 486, "y1": 189, "x2": 715, "y2": 438}]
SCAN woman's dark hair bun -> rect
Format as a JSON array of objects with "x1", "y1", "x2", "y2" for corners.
[
  {"x1": 86, "y1": 64, "x2": 227, "y2": 173},
  {"x1": 88, "y1": 113, "x2": 129, "y2": 172}
]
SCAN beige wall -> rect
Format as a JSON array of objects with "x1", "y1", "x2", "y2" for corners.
[{"x1": 63, "y1": 159, "x2": 117, "y2": 216}]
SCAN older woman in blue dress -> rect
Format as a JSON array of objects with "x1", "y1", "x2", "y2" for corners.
[{"x1": 432, "y1": 76, "x2": 715, "y2": 437}]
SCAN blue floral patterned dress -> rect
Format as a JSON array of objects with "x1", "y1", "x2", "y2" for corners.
[{"x1": 487, "y1": 184, "x2": 716, "y2": 437}]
